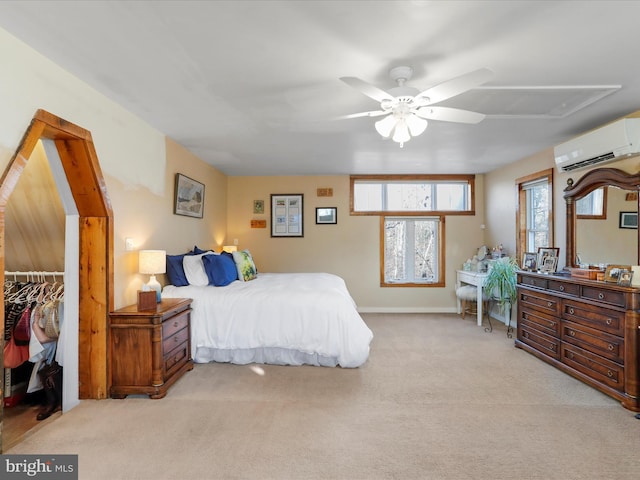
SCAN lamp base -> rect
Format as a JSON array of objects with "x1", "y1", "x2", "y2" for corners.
[{"x1": 146, "y1": 275, "x2": 162, "y2": 303}]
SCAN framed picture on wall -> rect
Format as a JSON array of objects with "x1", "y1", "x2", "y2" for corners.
[
  {"x1": 271, "y1": 194, "x2": 303, "y2": 237},
  {"x1": 174, "y1": 173, "x2": 205, "y2": 218},
  {"x1": 316, "y1": 207, "x2": 337, "y2": 224},
  {"x1": 619, "y1": 211, "x2": 638, "y2": 229}
]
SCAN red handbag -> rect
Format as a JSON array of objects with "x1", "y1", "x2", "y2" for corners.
[
  {"x1": 13, "y1": 306, "x2": 31, "y2": 345},
  {"x1": 3, "y1": 329, "x2": 30, "y2": 368}
]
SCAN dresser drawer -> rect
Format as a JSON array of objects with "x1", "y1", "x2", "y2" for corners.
[
  {"x1": 562, "y1": 301, "x2": 624, "y2": 336},
  {"x1": 581, "y1": 286, "x2": 626, "y2": 308},
  {"x1": 561, "y1": 320, "x2": 624, "y2": 364},
  {"x1": 519, "y1": 275, "x2": 548, "y2": 290},
  {"x1": 162, "y1": 310, "x2": 190, "y2": 339},
  {"x1": 518, "y1": 289, "x2": 561, "y2": 316},
  {"x1": 163, "y1": 326, "x2": 189, "y2": 354},
  {"x1": 520, "y1": 307, "x2": 560, "y2": 337},
  {"x1": 519, "y1": 323, "x2": 560, "y2": 360},
  {"x1": 548, "y1": 280, "x2": 579, "y2": 297},
  {"x1": 561, "y1": 343, "x2": 624, "y2": 391},
  {"x1": 165, "y1": 341, "x2": 189, "y2": 377}
]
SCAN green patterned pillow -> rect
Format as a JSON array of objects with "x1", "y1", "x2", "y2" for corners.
[{"x1": 232, "y1": 249, "x2": 258, "y2": 282}]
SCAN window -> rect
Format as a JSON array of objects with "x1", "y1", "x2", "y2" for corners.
[
  {"x1": 516, "y1": 169, "x2": 554, "y2": 266},
  {"x1": 381, "y1": 216, "x2": 444, "y2": 286},
  {"x1": 576, "y1": 187, "x2": 607, "y2": 219},
  {"x1": 351, "y1": 175, "x2": 475, "y2": 215}
]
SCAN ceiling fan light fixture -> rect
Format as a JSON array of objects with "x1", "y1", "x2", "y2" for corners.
[
  {"x1": 392, "y1": 119, "x2": 411, "y2": 146},
  {"x1": 406, "y1": 114, "x2": 428, "y2": 136},
  {"x1": 374, "y1": 114, "x2": 397, "y2": 138}
]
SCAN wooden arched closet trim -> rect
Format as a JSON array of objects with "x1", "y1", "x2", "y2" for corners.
[{"x1": 0, "y1": 109, "x2": 113, "y2": 400}]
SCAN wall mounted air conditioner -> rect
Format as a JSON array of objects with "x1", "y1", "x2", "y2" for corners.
[{"x1": 554, "y1": 118, "x2": 640, "y2": 172}]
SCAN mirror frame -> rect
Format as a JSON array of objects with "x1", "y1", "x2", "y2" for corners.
[{"x1": 564, "y1": 167, "x2": 640, "y2": 268}]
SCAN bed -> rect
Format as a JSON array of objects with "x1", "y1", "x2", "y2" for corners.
[{"x1": 162, "y1": 270, "x2": 373, "y2": 368}]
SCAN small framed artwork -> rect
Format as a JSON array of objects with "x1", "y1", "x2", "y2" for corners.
[
  {"x1": 522, "y1": 252, "x2": 538, "y2": 271},
  {"x1": 619, "y1": 211, "x2": 638, "y2": 229},
  {"x1": 253, "y1": 199, "x2": 264, "y2": 214},
  {"x1": 617, "y1": 269, "x2": 634, "y2": 287},
  {"x1": 316, "y1": 207, "x2": 337, "y2": 224},
  {"x1": 174, "y1": 173, "x2": 205, "y2": 218},
  {"x1": 604, "y1": 264, "x2": 632, "y2": 283},
  {"x1": 540, "y1": 255, "x2": 558, "y2": 273},
  {"x1": 537, "y1": 247, "x2": 559, "y2": 268},
  {"x1": 271, "y1": 194, "x2": 303, "y2": 237}
]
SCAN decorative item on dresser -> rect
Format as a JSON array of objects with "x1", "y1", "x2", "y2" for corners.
[
  {"x1": 516, "y1": 271, "x2": 640, "y2": 411},
  {"x1": 109, "y1": 298, "x2": 193, "y2": 399}
]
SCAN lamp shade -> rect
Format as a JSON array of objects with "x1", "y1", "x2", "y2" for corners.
[{"x1": 139, "y1": 250, "x2": 166, "y2": 274}]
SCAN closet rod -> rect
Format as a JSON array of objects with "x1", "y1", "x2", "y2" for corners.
[{"x1": 4, "y1": 271, "x2": 65, "y2": 276}]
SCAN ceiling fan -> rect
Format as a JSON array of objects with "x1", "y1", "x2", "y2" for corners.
[{"x1": 339, "y1": 66, "x2": 493, "y2": 147}]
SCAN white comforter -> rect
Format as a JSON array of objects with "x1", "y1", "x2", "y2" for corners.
[{"x1": 162, "y1": 272, "x2": 373, "y2": 368}]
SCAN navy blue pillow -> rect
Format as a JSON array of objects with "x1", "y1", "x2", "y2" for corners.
[
  {"x1": 202, "y1": 253, "x2": 238, "y2": 286},
  {"x1": 166, "y1": 253, "x2": 192, "y2": 286},
  {"x1": 193, "y1": 245, "x2": 214, "y2": 255}
]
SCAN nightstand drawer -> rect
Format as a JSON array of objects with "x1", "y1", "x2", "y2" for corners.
[
  {"x1": 165, "y1": 341, "x2": 189, "y2": 376},
  {"x1": 163, "y1": 326, "x2": 189, "y2": 354},
  {"x1": 162, "y1": 310, "x2": 189, "y2": 339}
]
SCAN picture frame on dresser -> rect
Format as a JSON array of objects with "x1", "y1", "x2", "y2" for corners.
[
  {"x1": 617, "y1": 269, "x2": 633, "y2": 287},
  {"x1": 522, "y1": 252, "x2": 537, "y2": 271},
  {"x1": 539, "y1": 255, "x2": 558, "y2": 273},
  {"x1": 604, "y1": 264, "x2": 632, "y2": 283},
  {"x1": 537, "y1": 247, "x2": 559, "y2": 270}
]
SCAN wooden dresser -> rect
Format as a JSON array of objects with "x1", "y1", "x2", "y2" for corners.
[
  {"x1": 110, "y1": 298, "x2": 193, "y2": 399},
  {"x1": 516, "y1": 271, "x2": 639, "y2": 411}
]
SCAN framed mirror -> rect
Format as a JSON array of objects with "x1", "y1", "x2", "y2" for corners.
[{"x1": 564, "y1": 167, "x2": 640, "y2": 268}]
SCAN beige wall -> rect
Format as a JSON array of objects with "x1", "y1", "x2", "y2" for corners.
[
  {"x1": 0, "y1": 27, "x2": 228, "y2": 310},
  {"x1": 484, "y1": 147, "x2": 639, "y2": 271},
  {"x1": 111, "y1": 138, "x2": 227, "y2": 308},
  {"x1": 226, "y1": 175, "x2": 487, "y2": 311}
]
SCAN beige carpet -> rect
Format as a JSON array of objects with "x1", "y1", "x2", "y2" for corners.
[{"x1": 6, "y1": 313, "x2": 640, "y2": 480}]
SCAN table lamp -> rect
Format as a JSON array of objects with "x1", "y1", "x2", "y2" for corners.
[{"x1": 139, "y1": 249, "x2": 166, "y2": 302}]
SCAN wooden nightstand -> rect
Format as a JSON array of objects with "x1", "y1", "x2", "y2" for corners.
[{"x1": 109, "y1": 298, "x2": 193, "y2": 399}]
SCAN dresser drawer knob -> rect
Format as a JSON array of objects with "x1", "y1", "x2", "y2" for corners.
[
  {"x1": 569, "y1": 330, "x2": 575, "y2": 336},
  {"x1": 523, "y1": 295, "x2": 528, "y2": 301},
  {"x1": 568, "y1": 308, "x2": 575, "y2": 315},
  {"x1": 598, "y1": 293, "x2": 604, "y2": 300},
  {"x1": 608, "y1": 344, "x2": 614, "y2": 351},
  {"x1": 173, "y1": 321, "x2": 179, "y2": 328},
  {"x1": 567, "y1": 352, "x2": 574, "y2": 359},
  {"x1": 607, "y1": 370, "x2": 613, "y2": 378},
  {"x1": 559, "y1": 285, "x2": 565, "y2": 291},
  {"x1": 547, "y1": 302, "x2": 553, "y2": 307},
  {"x1": 174, "y1": 336, "x2": 179, "y2": 343},
  {"x1": 606, "y1": 318, "x2": 612, "y2": 325},
  {"x1": 550, "y1": 322, "x2": 556, "y2": 327}
]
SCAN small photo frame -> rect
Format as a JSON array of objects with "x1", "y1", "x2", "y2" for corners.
[
  {"x1": 522, "y1": 252, "x2": 538, "y2": 271},
  {"x1": 316, "y1": 207, "x2": 337, "y2": 224},
  {"x1": 604, "y1": 264, "x2": 632, "y2": 283},
  {"x1": 174, "y1": 173, "x2": 205, "y2": 218},
  {"x1": 253, "y1": 199, "x2": 264, "y2": 214},
  {"x1": 540, "y1": 255, "x2": 558, "y2": 273},
  {"x1": 619, "y1": 211, "x2": 638, "y2": 229},
  {"x1": 537, "y1": 247, "x2": 559, "y2": 268},
  {"x1": 617, "y1": 269, "x2": 633, "y2": 287}
]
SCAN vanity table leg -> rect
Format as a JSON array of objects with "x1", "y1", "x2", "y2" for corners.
[{"x1": 476, "y1": 285, "x2": 483, "y2": 327}]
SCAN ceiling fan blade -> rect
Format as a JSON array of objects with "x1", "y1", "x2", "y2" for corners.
[
  {"x1": 340, "y1": 76, "x2": 396, "y2": 103},
  {"x1": 333, "y1": 110, "x2": 388, "y2": 120},
  {"x1": 415, "y1": 67, "x2": 493, "y2": 105},
  {"x1": 414, "y1": 106, "x2": 486, "y2": 124}
]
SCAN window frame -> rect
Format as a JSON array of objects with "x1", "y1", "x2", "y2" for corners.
[
  {"x1": 576, "y1": 187, "x2": 607, "y2": 219},
  {"x1": 516, "y1": 168, "x2": 554, "y2": 267},
  {"x1": 379, "y1": 216, "x2": 445, "y2": 287},
  {"x1": 350, "y1": 174, "x2": 475, "y2": 216}
]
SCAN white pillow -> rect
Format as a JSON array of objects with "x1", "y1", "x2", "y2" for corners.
[{"x1": 183, "y1": 252, "x2": 217, "y2": 286}]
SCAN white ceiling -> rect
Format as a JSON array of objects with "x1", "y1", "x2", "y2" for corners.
[{"x1": 1, "y1": 0, "x2": 640, "y2": 176}]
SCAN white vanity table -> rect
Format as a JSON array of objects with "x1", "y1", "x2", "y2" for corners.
[{"x1": 456, "y1": 270, "x2": 488, "y2": 326}]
